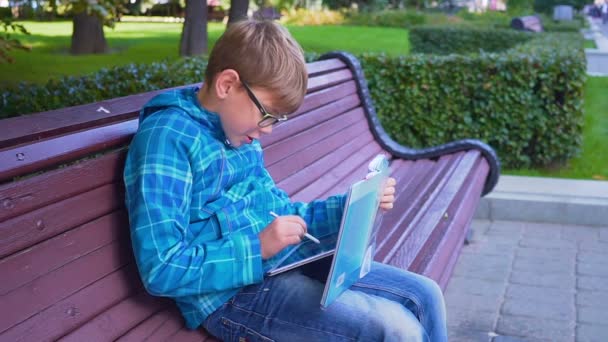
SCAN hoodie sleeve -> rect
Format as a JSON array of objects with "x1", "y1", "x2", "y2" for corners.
[{"x1": 124, "y1": 111, "x2": 263, "y2": 298}]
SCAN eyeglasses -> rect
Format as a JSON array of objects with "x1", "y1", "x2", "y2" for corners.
[{"x1": 242, "y1": 81, "x2": 288, "y2": 128}]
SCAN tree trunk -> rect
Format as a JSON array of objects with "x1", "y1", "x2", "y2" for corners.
[
  {"x1": 179, "y1": 0, "x2": 208, "y2": 56},
  {"x1": 70, "y1": 12, "x2": 108, "y2": 55},
  {"x1": 228, "y1": 0, "x2": 249, "y2": 25}
]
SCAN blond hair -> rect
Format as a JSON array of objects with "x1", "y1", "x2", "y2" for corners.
[{"x1": 205, "y1": 20, "x2": 308, "y2": 114}]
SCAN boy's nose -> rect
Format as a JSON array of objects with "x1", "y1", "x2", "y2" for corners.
[{"x1": 259, "y1": 125, "x2": 273, "y2": 135}]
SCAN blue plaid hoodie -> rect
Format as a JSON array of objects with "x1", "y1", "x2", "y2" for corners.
[{"x1": 124, "y1": 87, "x2": 346, "y2": 329}]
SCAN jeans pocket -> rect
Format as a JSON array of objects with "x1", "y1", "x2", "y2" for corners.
[{"x1": 220, "y1": 317, "x2": 275, "y2": 342}]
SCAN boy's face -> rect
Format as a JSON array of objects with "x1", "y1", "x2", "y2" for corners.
[{"x1": 219, "y1": 81, "x2": 281, "y2": 148}]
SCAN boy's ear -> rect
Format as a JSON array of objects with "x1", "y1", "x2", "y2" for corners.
[{"x1": 214, "y1": 69, "x2": 240, "y2": 100}]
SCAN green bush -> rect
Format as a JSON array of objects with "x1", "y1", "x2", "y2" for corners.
[
  {"x1": 345, "y1": 9, "x2": 427, "y2": 28},
  {"x1": 0, "y1": 58, "x2": 207, "y2": 118},
  {"x1": 362, "y1": 31, "x2": 585, "y2": 168},
  {"x1": 409, "y1": 26, "x2": 533, "y2": 55}
]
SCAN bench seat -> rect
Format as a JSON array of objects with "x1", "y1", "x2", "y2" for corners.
[{"x1": 0, "y1": 52, "x2": 499, "y2": 341}]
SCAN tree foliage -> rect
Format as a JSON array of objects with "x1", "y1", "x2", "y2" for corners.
[{"x1": 0, "y1": 18, "x2": 30, "y2": 63}]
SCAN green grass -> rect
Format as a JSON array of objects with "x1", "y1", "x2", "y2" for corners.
[
  {"x1": 584, "y1": 39, "x2": 596, "y2": 49},
  {"x1": 505, "y1": 77, "x2": 608, "y2": 181},
  {"x1": 0, "y1": 21, "x2": 409, "y2": 86}
]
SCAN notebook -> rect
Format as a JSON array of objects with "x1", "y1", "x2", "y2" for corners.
[{"x1": 264, "y1": 154, "x2": 390, "y2": 308}]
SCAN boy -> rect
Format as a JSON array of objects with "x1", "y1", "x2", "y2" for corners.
[{"x1": 124, "y1": 20, "x2": 447, "y2": 341}]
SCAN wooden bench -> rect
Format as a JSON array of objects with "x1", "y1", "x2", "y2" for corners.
[
  {"x1": 0, "y1": 51, "x2": 499, "y2": 341},
  {"x1": 510, "y1": 15, "x2": 544, "y2": 32}
]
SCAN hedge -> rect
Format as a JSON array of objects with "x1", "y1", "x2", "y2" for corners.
[
  {"x1": 365, "y1": 29, "x2": 585, "y2": 168},
  {"x1": 0, "y1": 31, "x2": 586, "y2": 169}
]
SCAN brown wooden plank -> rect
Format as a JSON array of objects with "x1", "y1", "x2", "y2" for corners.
[
  {"x1": 264, "y1": 104, "x2": 364, "y2": 167},
  {"x1": 0, "y1": 150, "x2": 125, "y2": 223},
  {"x1": 0, "y1": 210, "x2": 127, "y2": 296},
  {"x1": 267, "y1": 117, "x2": 370, "y2": 184},
  {"x1": 422, "y1": 156, "x2": 489, "y2": 289},
  {"x1": 169, "y1": 328, "x2": 218, "y2": 342},
  {"x1": 374, "y1": 154, "x2": 460, "y2": 262},
  {"x1": 59, "y1": 292, "x2": 168, "y2": 342},
  {"x1": 0, "y1": 264, "x2": 140, "y2": 342},
  {"x1": 0, "y1": 84, "x2": 198, "y2": 149},
  {"x1": 291, "y1": 140, "x2": 384, "y2": 203},
  {"x1": 260, "y1": 88, "x2": 359, "y2": 148},
  {"x1": 115, "y1": 307, "x2": 179, "y2": 342},
  {"x1": 0, "y1": 239, "x2": 132, "y2": 334},
  {"x1": 290, "y1": 80, "x2": 357, "y2": 120},
  {"x1": 0, "y1": 183, "x2": 124, "y2": 259},
  {"x1": 307, "y1": 69, "x2": 353, "y2": 93},
  {"x1": 142, "y1": 311, "x2": 185, "y2": 342},
  {"x1": 275, "y1": 129, "x2": 375, "y2": 196},
  {"x1": 305, "y1": 58, "x2": 346, "y2": 77},
  {"x1": 0, "y1": 120, "x2": 136, "y2": 182}
]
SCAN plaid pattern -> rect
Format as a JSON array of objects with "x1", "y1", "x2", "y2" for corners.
[{"x1": 124, "y1": 87, "x2": 346, "y2": 329}]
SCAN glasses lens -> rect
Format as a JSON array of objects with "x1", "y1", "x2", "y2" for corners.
[{"x1": 259, "y1": 116, "x2": 277, "y2": 128}]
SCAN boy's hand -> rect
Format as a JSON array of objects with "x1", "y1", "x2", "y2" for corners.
[
  {"x1": 259, "y1": 215, "x2": 307, "y2": 259},
  {"x1": 379, "y1": 177, "x2": 397, "y2": 210}
]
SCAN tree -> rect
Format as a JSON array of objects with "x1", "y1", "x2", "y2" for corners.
[
  {"x1": 227, "y1": 0, "x2": 249, "y2": 25},
  {"x1": 68, "y1": 0, "x2": 126, "y2": 55},
  {"x1": 179, "y1": 0, "x2": 208, "y2": 56}
]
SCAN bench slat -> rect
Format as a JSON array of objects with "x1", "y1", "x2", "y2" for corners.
[
  {"x1": 168, "y1": 328, "x2": 217, "y2": 342},
  {"x1": 0, "y1": 210, "x2": 126, "y2": 296},
  {"x1": 267, "y1": 117, "x2": 370, "y2": 184},
  {"x1": 0, "y1": 150, "x2": 124, "y2": 223},
  {"x1": 275, "y1": 129, "x2": 375, "y2": 196},
  {"x1": 0, "y1": 183, "x2": 123, "y2": 258},
  {"x1": 307, "y1": 69, "x2": 353, "y2": 93},
  {"x1": 0, "y1": 239, "x2": 132, "y2": 334},
  {"x1": 115, "y1": 307, "x2": 180, "y2": 342},
  {"x1": 59, "y1": 292, "x2": 167, "y2": 342},
  {"x1": 0, "y1": 265, "x2": 139, "y2": 342},
  {"x1": 288, "y1": 80, "x2": 357, "y2": 121},
  {"x1": 264, "y1": 104, "x2": 364, "y2": 167},
  {"x1": 261, "y1": 87, "x2": 359, "y2": 147},
  {"x1": 306, "y1": 58, "x2": 347, "y2": 77},
  {"x1": 292, "y1": 141, "x2": 384, "y2": 203}
]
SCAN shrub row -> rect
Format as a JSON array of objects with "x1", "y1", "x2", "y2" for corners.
[
  {"x1": 0, "y1": 31, "x2": 586, "y2": 169},
  {"x1": 363, "y1": 30, "x2": 585, "y2": 168}
]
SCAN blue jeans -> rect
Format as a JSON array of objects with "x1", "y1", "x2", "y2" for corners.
[{"x1": 203, "y1": 262, "x2": 448, "y2": 342}]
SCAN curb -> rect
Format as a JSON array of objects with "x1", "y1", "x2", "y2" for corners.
[{"x1": 474, "y1": 176, "x2": 608, "y2": 227}]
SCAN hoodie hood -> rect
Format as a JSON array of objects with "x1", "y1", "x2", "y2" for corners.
[{"x1": 140, "y1": 86, "x2": 227, "y2": 143}]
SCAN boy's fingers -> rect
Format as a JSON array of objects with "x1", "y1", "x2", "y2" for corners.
[
  {"x1": 383, "y1": 186, "x2": 395, "y2": 195},
  {"x1": 282, "y1": 215, "x2": 308, "y2": 232},
  {"x1": 386, "y1": 177, "x2": 396, "y2": 186},
  {"x1": 382, "y1": 195, "x2": 394, "y2": 203},
  {"x1": 380, "y1": 202, "x2": 394, "y2": 210}
]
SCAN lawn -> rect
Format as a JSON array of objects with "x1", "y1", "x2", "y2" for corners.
[
  {"x1": 504, "y1": 77, "x2": 608, "y2": 181},
  {"x1": 0, "y1": 21, "x2": 409, "y2": 86}
]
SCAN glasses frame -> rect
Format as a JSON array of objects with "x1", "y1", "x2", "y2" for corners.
[{"x1": 241, "y1": 82, "x2": 288, "y2": 128}]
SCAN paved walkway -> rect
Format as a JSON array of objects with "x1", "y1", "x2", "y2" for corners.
[
  {"x1": 445, "y1": 219, "x2": 608, "y2": 342},
  {"x1": 585, "y1": 17, "x2": 608, "y2": 75}
]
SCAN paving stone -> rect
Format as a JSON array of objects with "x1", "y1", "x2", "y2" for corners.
[
  {"x1": 577, "y1": 262, "x2": 608, "y2": 277},
  {"x1": 447, "y1": 305, "x2": 497, "y2": 332},
  {"x1": 461, "y1": 240, "x2": 518, "y2": 257},
  {"x1": 519, "y1": 237, "x2": 577, "y2": 250},
  {"x1": 576, "y1": 323, "x2": 608, "y2": 342},
  {"x1": 561, "y1": 225, "x2": 600, "y2": 242},
  {"x1": 513, "y1": 256, "x2": 574, "y2": 275},
  {"x1": 599, "y1": 228, "x2": 608, "y2": 243},
  {"x1": 445, "y1": 276, "x2": 506, "y2": 298},
  {"x1": 447, "y1": 292, "x2": 503, "y2": 313},
  {"x1": 578, "y1": 275, "x2": 608, "y2": 291},
  {"x1": 516, "y1": 247, "x2": 576, "y2": 263},
  {"x1": 501, "y1": 297, "x2": 575, "y2": 321},
  {"x1": 453, "y1": 254, "x2": 512, "y2": 281},
  {"x1": 471, "y1": 219, "x2": 492, "y2": 237},
  {"x1": 577, "y1": 241, "x2": 608, "y2": 254},
  {"x1": 448, "y1": 328, "x2": 492, "y2": 342},
  {"x1": 489, "y1": 221, "x2": 526, "y2": 235},
  {"x1": 492, "y1": 335, "x2": 540, "y2": 342},
  {"x1": 522, "y1": 222, "x2": 562, "y2": 239},
  {"x1": 496, "y1": 315, "x2": 574, "y2": 342},
  {"x1": 510, "y1": 270, "x2": 575, "y2": 290},
  {"x1": 577, "y1": 306, "x2": 608, "y2": 325},
  {"x1": 576, "y1": 290, "x2": 608, "y2": 308},
  {"x1": 506, "y1": 284, "x2": 574, "y2": 306},
  {"x1": 577, "y1": 251, "x2": 608, "y2": 264}
]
